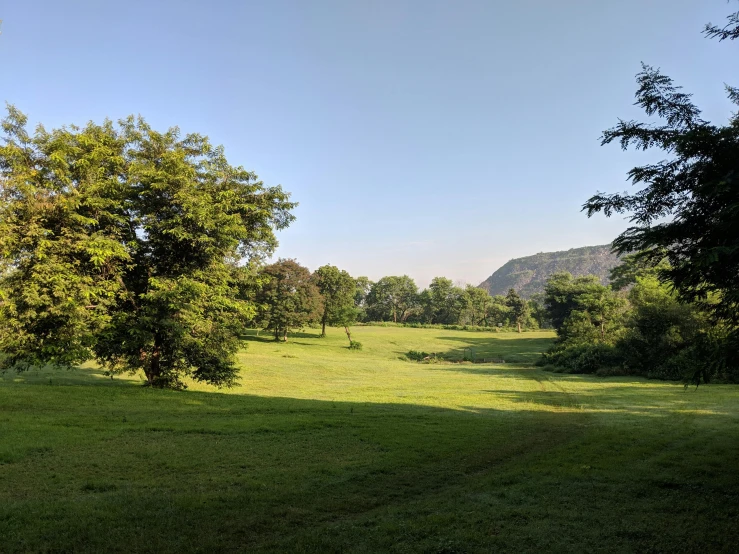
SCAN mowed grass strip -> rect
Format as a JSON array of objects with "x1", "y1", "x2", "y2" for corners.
[{"x1": 1, "y1": 327, "x2": 738, "y2": 553}]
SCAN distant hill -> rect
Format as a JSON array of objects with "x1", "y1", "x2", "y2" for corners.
[{"x1": 478, "y1": 245, "x2": 621, "y2": 298}]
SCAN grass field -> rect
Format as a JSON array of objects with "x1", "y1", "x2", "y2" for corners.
[{"x1": 1, "y1": 327, "x2": 738, "y2": 552}]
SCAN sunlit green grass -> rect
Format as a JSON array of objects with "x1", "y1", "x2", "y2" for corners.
[{"x1": 1, "y1": 327, "x2": 738, "y2": 552}]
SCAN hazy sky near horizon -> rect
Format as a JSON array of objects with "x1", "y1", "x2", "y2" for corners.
[{"x1": 1, "y1": 1, "x2": 736, "y2": 288}]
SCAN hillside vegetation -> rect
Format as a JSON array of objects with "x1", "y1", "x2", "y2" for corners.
[
  {"x1": 479, "y1": 245, "x2": 621, "y2": 298},
  {"x1": 2, "y1": 327, "x2": 738, "y2": 553}
]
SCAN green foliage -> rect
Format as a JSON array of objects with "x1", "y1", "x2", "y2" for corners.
[
  {"x1": 0, "y1": 107, "x2": 295, "y2": 388},
  {"x1": 543, "y1": 342, "x2": 620, "y2": 374},
  {"x1": 359, "y1": 276, "x2": 537, "y2": 331},
  {"x1": 353, "y1": 276, "x2": 373, "y2": 321},
  {"x1": 348, "y1": 340, "x2": 363, "y2": 350},
  {"x1": 419, "y1": 277, "x2": 466, "y2": 325},
  {"x1": 618, "y1": 276, "x2": 707, "y2": 381},
  {"x1": 542, "y1": 272, "x2": 738, "y2": 382},
  {"x1": 312, "y1": 264, "x2": 357, "y2": 338},
  {"x1": 361, "y1": 321, "x2": 527, "y2": 333},
  {"x1": 405, "y1": 350, "x2": 430, "y2": 361},
  {"x1": 528, "y1": 292, "x2": 550, "y2": 328},
  {"x1": 609, "y1": 251, "x2": 670, "y2": 291},
  {"x1": 543, "y1": 273, "x2": 628, "y2": 375},
  {"x1": 461, "y1": 285, "x2": 493, "y2": 326},
  {"x1": 485, "y1": 295, "x2": 512, "y2": 327},
  {"x1": 576, "y1": 284, "x2": 628, "y2": 341},
  {"x1": 584, "y1": 8, "x2": 739, "y2": 327},
  {"x1": 544, "y1": 273, "x2": 607, "y2": 331},
  {"x1": 505, "y1": 288, "x2": 530, "y2": 333},
  {"x1": 256, "y1": 259, "x2": 321, "y2": 341},
  {"x1": 365, "y1": 275, "x2": 418, "y2": 322}
]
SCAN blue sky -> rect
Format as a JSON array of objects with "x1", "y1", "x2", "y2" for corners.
[{"x1": 1, "y1": 1, "x2": 736, "y2": 287}]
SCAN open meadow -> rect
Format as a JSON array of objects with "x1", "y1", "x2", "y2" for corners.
[{"x1": 1, "y1": 327, "x2": 738, "y2": 552}]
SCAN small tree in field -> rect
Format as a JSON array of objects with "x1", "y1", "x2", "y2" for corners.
[
  {"x1": 256, "y1": 259, "x2": 321, "y2": 341},
  {"x1": 311, "y1": 265, "x2": 356, "y2": 338},
  {"x1": 505, "y1": 289, "x2": 529, "y2": 333},
  {"x1": 0, "y1": 108, "x2": 295, "y2": 388}
]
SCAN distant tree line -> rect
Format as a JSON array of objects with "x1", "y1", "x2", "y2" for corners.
[
  {"x1": 351, "y1": 274, "x2": 541, "y2": 329},
  {"x1": 249, "y1": 260, "x2": 545, "y2": 336}
]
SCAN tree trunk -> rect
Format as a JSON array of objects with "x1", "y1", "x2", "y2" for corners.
[
  {"x1": 517, "y1": 321, "x2": 521, "y2": 333},
  {"x1": 393, "y1": 308, "x2": 397, "y2": 323},
  {"x1": 344, "y1": 326, "x2": 352, "y2": 345},
  {"x1": 283, "y1": 329, "x2": 288, "y2": 342},
  {"x1": 274, "y1": 327, "x2": 279, "y2": 341},
  {"x1": 321, "y1": 314, "x2": 327, "y2": 337},
  {"x1": 146, "y1": 332, "x2": 163, "y2": 386},
  {"x1": 141, "y1": 349, "x2": 154, "y2": 384},
  {"x1": 600, "y1": 320, "x2": 605, "y2": 340}
]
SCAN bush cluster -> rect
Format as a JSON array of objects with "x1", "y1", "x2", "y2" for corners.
[{"x1": 540, "y1": 272, "x2": 739, "y2": 384}]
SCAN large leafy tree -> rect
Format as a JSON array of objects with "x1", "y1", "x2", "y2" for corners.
[
  {"x1": 256, "y1": 259, "x2": 321, "y2": 342},
  {"x1": 0, "y1": 108, "x2": 295, "y2": 388},
  {"x1": 584, "y1": 6, "x2": 739, "y2": 326},
  {"x1": 544, "y1": 273, "x2": 602, "y2": 331},
  {"x1": 425, "y1": 277, "x2": 466, "y2": 324},
  {"x1": 366, "y1": 275, "x2": 418, "y2": 322},
  {"x1": 312, "y1": 264, "x2": 357, "y2": 340},
  {"x1": 485, "y1": 295, "x2": 511, "y2": 328},
  {"x1": 576, "y1": 285, "x2": 627, "y2": 341},
  {"x1": 544, "y1": 273, "x2": 626, "y2": 344},
  {"x1": 463, "y1": 285, "x2": 493, "y2": 326}
]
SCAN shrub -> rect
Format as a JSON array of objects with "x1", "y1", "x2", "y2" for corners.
[
  {"x1": 571, "y1": 343, "x2": 619, "y2": 374},
  {"x1": 348, "y1": 341, "x2": 363, "y2": 350},
  {"x1": 406, "y1": 350, "x2": 429, "y2": 361},
  {"x1": 542, "y1": 342, "x2": 619, "y2": 374}
]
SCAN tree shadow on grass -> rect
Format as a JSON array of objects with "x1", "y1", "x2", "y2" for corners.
[
  {"x1": 1, "y1": 376, "x2": 738, "y2": 553},
  {"x1": 0, "y1": 365, "x2": 142, "y2": 387},
  {"x1": 241, "y1": 329, "x2": 323, "y2": 343},
  {"x1": 4, "y1": 352, "x2": 739, "y2": 549},
  {"x1": 393, "y1": 334, "x2": 554, "y2": 376},
  {"x1": 473, "y1": 389, "x2": 711, "y2": 415},
  {"x1": 419, "y1": 365, "x2": 544, "y2": 381},
  {"x1": 431, "y1": 335, "x2": 554, "y2": 364}
]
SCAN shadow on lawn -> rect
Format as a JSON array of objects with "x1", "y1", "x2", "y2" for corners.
[
  {"x1": 1, "y1": 373, "x2": 738, "y2": 554},
  {"x1": 433, "y1": 335, "x2": 554, "y2": 364},
  {"x1": 473, "y1": 389, "x2": 710, "y2": 415},
  {"x1": 241, "y1": 329, "x2": 323, "y2": 343},
  {"x1": 394, "y1": 334, "x2": 554, "y2": 367},
  {"x1": 0, "y1": 365, "x2": 142, "y2": 387}
]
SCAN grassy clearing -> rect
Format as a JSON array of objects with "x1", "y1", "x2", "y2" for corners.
[{"x1": 1, "y1": 327, "x2": 738, "y2": 552}]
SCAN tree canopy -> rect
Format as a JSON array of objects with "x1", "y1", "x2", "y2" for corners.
[
  {"x1": 312, "y1": 264, "x2": 357, "y2": 340},
  {"x1": 505, "y1": 289, "x2": 529, "y2": 333},
  {"x1": 0, "y1": 107, "x2": 295, "y2": 388},
  {"x1": 256, "y1": 259, "x2": 321, "y2": 342},
  {"x1": 584, "y1": 7, "x2": 739, "y2": 327},
  {"x1": 366, "y1": 276, "x2": 418, "y2": 323}
]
